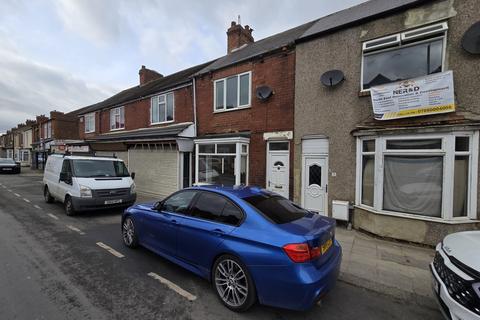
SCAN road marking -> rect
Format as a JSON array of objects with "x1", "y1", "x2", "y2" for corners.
[
  {"x1": 2, "y1": 186, "x2": 6, "y2": 189},
  {"x1": 23, "y1": 198, "x2": 30, "y2": 203},
  {"x1": 96, "y1": 242, "x2": 125, "y2": 258},
  {"x1": 67, "y1": 225, "x2": 85, "y2": 235},
  {"x1": 147, "y1": 272, "x2": 197, "y2": 301},
  {"x1": 47, "y1": 213, "x2": 59, "y2": 220},
  {"x1": 14, "y1": 193, "x2": 21, "y2": 197},
  {"x1": 34, "y1": 205, "x2": 42, "y2": 210},
  {"x1": 7, "y1": 189, "x2": 12, "y2": 192}
]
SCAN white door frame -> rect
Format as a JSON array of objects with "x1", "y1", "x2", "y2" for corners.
[
  {"x1": 302, "y1": 154, "x2": 329, "y2": 214},
  {"x1": 266, "y1": 141, "x2": 290, "y2": 198}
]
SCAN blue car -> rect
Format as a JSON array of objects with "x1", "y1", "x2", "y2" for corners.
[{"x1": 121, "y1": 186, "x2": 342, "y2": 312}]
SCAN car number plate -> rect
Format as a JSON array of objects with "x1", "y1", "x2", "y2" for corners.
[
  {"x1": 321, "y1": 238, "x2": 333, "y2": 254},
  {"x1": 3, "y1": 168, "x2": 12, "y2": 171},
  {"x1": 105, "y1": 199, "x2": 122, "y2": 205}
]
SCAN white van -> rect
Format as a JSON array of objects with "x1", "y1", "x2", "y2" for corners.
[{"x1": 43, "y1": 154, "x2": 137, "y2": 215}]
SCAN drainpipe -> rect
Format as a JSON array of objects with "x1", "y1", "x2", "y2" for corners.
[{"x1": 192, "y1": 76, "x2": 198, "y2": 137}]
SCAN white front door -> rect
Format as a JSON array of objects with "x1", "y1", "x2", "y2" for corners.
[
  {"x1": 266, "y1": 142, "x2": 290, "y2": 198},
  {"x1": 303, "y1": 157, "x2": 328, "y2": 215}
]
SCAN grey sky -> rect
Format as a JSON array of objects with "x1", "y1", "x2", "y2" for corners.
[{"x1": 0, "y1": 0, "x2": 366, "y2": 133}]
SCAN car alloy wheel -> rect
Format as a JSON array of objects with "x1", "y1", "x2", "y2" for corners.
[
  {"x1": 214, "y1": 258, "x2": 250, "y2": 309},
  {"x1": 122, "y1": 217, "x2": 138, "y2": 248}
]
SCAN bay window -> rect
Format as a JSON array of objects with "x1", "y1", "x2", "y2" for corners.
[
  {"x1": 195, "y1": 138, "x2": 249, "y2": 186},
  {"x1": 214, "y1": 72, "x2": 251, "y2": 111},
  {"x1": 356, "y1": 132, "x2": 479, "y2": 221},
  {"x1": 151, "y1": 92, "x2": 174, "y2": 124},
  {"x1": 110, "y1": 106, "x2": 125, "y2": 130}
]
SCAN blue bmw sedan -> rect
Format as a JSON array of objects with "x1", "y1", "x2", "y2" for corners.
[{"x1": 121, "y1": 186, "x2": 342, "y2": 312}]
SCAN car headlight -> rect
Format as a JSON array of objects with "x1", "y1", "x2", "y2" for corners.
[
  {"x1": 130, "y1": 182, "x2": 136, "y2": 194},
  {"x1": 79, "y1": 185, "x2": 92, "y2": 198},
  {"x1": 473, "y1": 283, "x2": 480, "y2": 299}
]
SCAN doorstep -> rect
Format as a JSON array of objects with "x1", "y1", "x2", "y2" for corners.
[{"x1": 336, "y1": 226, "x2": 437, "y2": 309}]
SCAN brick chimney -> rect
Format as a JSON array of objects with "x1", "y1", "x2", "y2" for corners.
[
  {"x1": 227, "y1": 21, "x2": 254, "y2": 54},
  {"x1": 139, "y1": 65, "x2": 163, "y2": 86}
]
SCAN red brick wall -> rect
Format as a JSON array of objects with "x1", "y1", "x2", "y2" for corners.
[
  {"x1": 195, "y1": 51, "x2": 296, "y2": 196},
  {"x1": 78, "y1": 86, "x2": 194, "y2": 139}
]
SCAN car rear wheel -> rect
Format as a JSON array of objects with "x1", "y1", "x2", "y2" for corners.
[
  {"x1": 122, "y1": 217, "x2": 138, "y2": 248},
  {"x1": 44, "y1": 186, "x2": 54, "y2": 203},
  {"x1": 64, "y1": 196, "x2": 76, "y2": 216},
  {"x1": 213, "y1": 255, "x2": 256, "y2": 312}
]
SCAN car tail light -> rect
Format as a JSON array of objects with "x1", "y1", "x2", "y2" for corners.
[{"x1": 283, "y1": 243, "x2": 320, "y2": 263}]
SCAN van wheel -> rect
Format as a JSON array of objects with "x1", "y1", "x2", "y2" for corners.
[
  {"x1": 44, "y1": 186, "x2": 54, "y2": 203},
  {"x1": 64, "y1": 196, "x2": 76, "y2": 216}
]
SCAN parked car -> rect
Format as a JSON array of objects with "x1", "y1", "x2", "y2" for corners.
[
  {"x1": 0, "y1": 158, "x2": 21, "y2": 174},
  {"x1": 121, "y1": 185, "x2": 341, "y2": 312},
  {"x1": 430, "y1": 231, "x2": 480, "y2": 319},
  {"x1": 43, "y1": 154, "x2": 137, "y2": 215}
]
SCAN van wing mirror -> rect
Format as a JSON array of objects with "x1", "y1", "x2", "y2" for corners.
[{"x1": 131, "y1": 172, "x2": 135, "y2": 180}]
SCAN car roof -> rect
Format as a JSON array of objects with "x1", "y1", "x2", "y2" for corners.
[{"x1": 188, "y1": 185, "x2": 276, "y2": 199}]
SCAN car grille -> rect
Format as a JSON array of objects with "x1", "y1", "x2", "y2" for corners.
[
  {"x1": 93, "y1": 188, "x2": 130, "y2": 198},
  {"x1": 433, "y1": 251, "x2": 480, "y2": 316}
]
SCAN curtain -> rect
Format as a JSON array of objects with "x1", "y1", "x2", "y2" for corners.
[
  {"x1": 383, "y1": 156, "x2": 442, "y2": 217},
  {"x1": 362, "y1": 155, "x2": 375, "y2": 206},
  {"x1": 453, "y1": 156, "x2": 469, "y2": 217}
]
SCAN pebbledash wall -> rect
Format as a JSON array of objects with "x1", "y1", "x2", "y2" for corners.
[
  {"x1": 294, "y1": 0, "x2": 480, "y2": 245},
  {"x1": 195, "y1": 51, "x2": 296, "y2": 198}
]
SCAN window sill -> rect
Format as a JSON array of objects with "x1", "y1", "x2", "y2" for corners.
[
  {"x1": 110, "y1": 128, "x2": 125, "y2": 132},
  {"x1": 213, "y1": 106, "x2": 251, "y2": 114},
  {"x1": 354, "y1": 205, "x2": 479, "y2": 224},
  {"x1": 84, "y1": 131, "x2": 95, "y2": 134},
  {"x1": 151, "y1": 120, "x2": 174, "y2": 126}
]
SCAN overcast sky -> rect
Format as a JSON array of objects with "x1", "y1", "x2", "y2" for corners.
[{"x1": 0, "y1": 0, "x2": 366, "y2": 133}]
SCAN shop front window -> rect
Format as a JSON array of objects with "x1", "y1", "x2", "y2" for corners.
[
  {"x1": 357, "y1": 133, "x2": 478, "y2": 221},
  {"x1": 195, "y1": 139, "x2": 249, "y2": 186}
]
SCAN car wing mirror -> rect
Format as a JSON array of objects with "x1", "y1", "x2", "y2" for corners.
[{"x1": 153, "y1": 201, "x2": 164, "y2": 211}]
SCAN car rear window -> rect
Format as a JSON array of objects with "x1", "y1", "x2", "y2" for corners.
[{"x1": 243, "y1": 194, "x2": 307, "y2": 224}]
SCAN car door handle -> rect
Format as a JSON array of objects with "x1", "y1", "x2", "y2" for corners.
[
  {"x1": 211, "y1": 228, "x2": 225, "y2": 236},
  {"x1": 170, "y1": 219, "x2": 178, "y2": 225}
]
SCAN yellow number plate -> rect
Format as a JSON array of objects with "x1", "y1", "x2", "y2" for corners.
[{"x1": 321, "y1": 238, "x2": 333, "y2": 254}]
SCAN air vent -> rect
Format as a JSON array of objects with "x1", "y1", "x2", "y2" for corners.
[
  {"x1": 363, "y1": 35, "x2": 400, "y2": 52},
  {"x1": 401, "y1": 22, "x2": 448, "y2": 42}
]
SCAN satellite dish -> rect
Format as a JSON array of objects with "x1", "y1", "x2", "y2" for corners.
[
  {"x1": 320, "y1": 70, "x2": 345, "y2": 87},
  {"x1": 256, "y1": 85, "x2": 273, "y2": 101},
  {"x1": 462, "y1": 21, "x2": 480, "y2": 54}
]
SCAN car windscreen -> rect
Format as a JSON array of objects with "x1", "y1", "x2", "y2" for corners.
[
  {"x1": 72, "y1": 160, "x2": 130, "y2": 178},
  {"x1": 0, "y1": 159, "x2": 15, "y2": 164},
  {"x1": 243, "y1": 194, "x2": 307, "y2": 224}
]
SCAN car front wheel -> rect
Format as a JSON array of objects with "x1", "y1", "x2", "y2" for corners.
[
  {"x1": 64, "y1": 196, "x2": 76, "y2": 216},
  {"x1": 213, "y1": 255, "x2": 256, "y2": 312}
]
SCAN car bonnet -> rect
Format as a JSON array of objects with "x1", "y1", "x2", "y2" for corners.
[{"x1": 443, "y1": 231, "x2": 480, "y2": 272}]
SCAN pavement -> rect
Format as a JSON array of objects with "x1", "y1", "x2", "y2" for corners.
[
  {"x1": 0, "y1": 172, "x2": 442, "y2": 319},
  {"x1": 336, "y1": 227, "x2": 437, "y2": 309}
]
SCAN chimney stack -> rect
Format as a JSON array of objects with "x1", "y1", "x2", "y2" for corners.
[
  {"x1": 227, "y1": 21, "x2": 254, "y2": 54},
  {"x1": 139, "y1": 65, "x2": 163, "y2": 86}
]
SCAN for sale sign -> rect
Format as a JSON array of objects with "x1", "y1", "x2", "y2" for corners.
[{"x1": 370, "y1": 71, "x2": 455, "y2": 120}]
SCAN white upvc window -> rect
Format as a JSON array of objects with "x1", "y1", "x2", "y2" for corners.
[
  {"x1": 84, "y1": 113, "x2": 95, "y2": 133},
  {"x1": 361, "y1": 22, "x2": 448, "y2": 91},
  {"x1": 214, "y1": 71, "x2": 251, "y2": 112},
  {"x1": 355, "y1": 132, "x2": 479, "y2": 221},
  {"x1": 151, "y1": 92, "x2": 174, "y2": 124},
  {"x1": 43, "y1": 121, "x2": 52, "y2": 139},
  {"x1": 195, "y1": 137, "x2": 249, "y2": 186},
  {"x1": 110, "y1": 106, "x2": 125, "y2": 130}
]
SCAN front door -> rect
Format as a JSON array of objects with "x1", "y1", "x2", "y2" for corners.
[
  {"x1": 266, "y1": 142, "x2": 290, "y2": 198},
  {"x1": 303, "y1": 157, "x2": 328, "y2": 215}
]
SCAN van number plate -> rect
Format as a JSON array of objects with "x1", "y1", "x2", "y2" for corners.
[
  {"x1": 321, "y1": 238, "x2": 333, "y2": 254},
  {"x1": 105, "y1": 199, "x2": 122, "y2": 205}
]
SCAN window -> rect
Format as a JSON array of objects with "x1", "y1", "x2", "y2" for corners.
[
  {"x1": 190, "y1": 192, "x2": 243, "y2": 225},
  {"x1": 163, "y1": 191, "x2": 197, "y2": 215},
  {"x1": 195, "y1": 139, "x2": 249, "y2": 186},
  {"x1": 72, "y1": 160, "x2": 130, "y2": 178},
  {"x1": 361, "y1": 22, "x2": 447, "y2": 91},
  {"x1": 244, "y1": 193, "x2": 307, "y2": 224},
  {"x1": 110, "y1": 107, "x2": 125, "y2": 130},
  {"x1": 43, "y1": 121, "x2": 52, "y2": 139},
  {"x1": 151, "y1": 93, "x2": 174, "y2": 124},
  {"x1": 84, "y1": 113, "x2": 95, "y2": 133},
  {"x1": 214, "y1": 72, "x2": 251, "y2": 111},
  {"x1": 356, "y1": 132, "x2": 478, "y2": 221}
]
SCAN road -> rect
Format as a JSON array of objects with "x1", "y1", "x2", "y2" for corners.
[{"x1": 0, "y1": 172, "x2": 442, "y2": 320}]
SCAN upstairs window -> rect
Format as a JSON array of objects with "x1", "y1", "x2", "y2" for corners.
[
  {"x1": 110, "y1": 106, "x2": 125, "y2": 130},
  {"x1": 361, "y1": 22, "x2": 447, "y2": 91},
  {"x1": 43, "y1": 121, "x2": 52, "y2": 139},
  {"x1": 84, "y1": 113, "x2": 95, "y2": 133},
  {"x1": 151, "y1": 92, "x2": 174, "y2": 124},
  {"x1": 214, "y1": 72, "x2": 251, "y2": 111}
]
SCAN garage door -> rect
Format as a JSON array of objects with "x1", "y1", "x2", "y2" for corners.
[{"x1": 128, "y1": 149, "x2": 178, "y2": 199}]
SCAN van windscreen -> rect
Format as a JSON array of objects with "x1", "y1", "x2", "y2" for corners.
[{"x1": 72, "y1": 160, "x2": 130, "y2": 178}]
